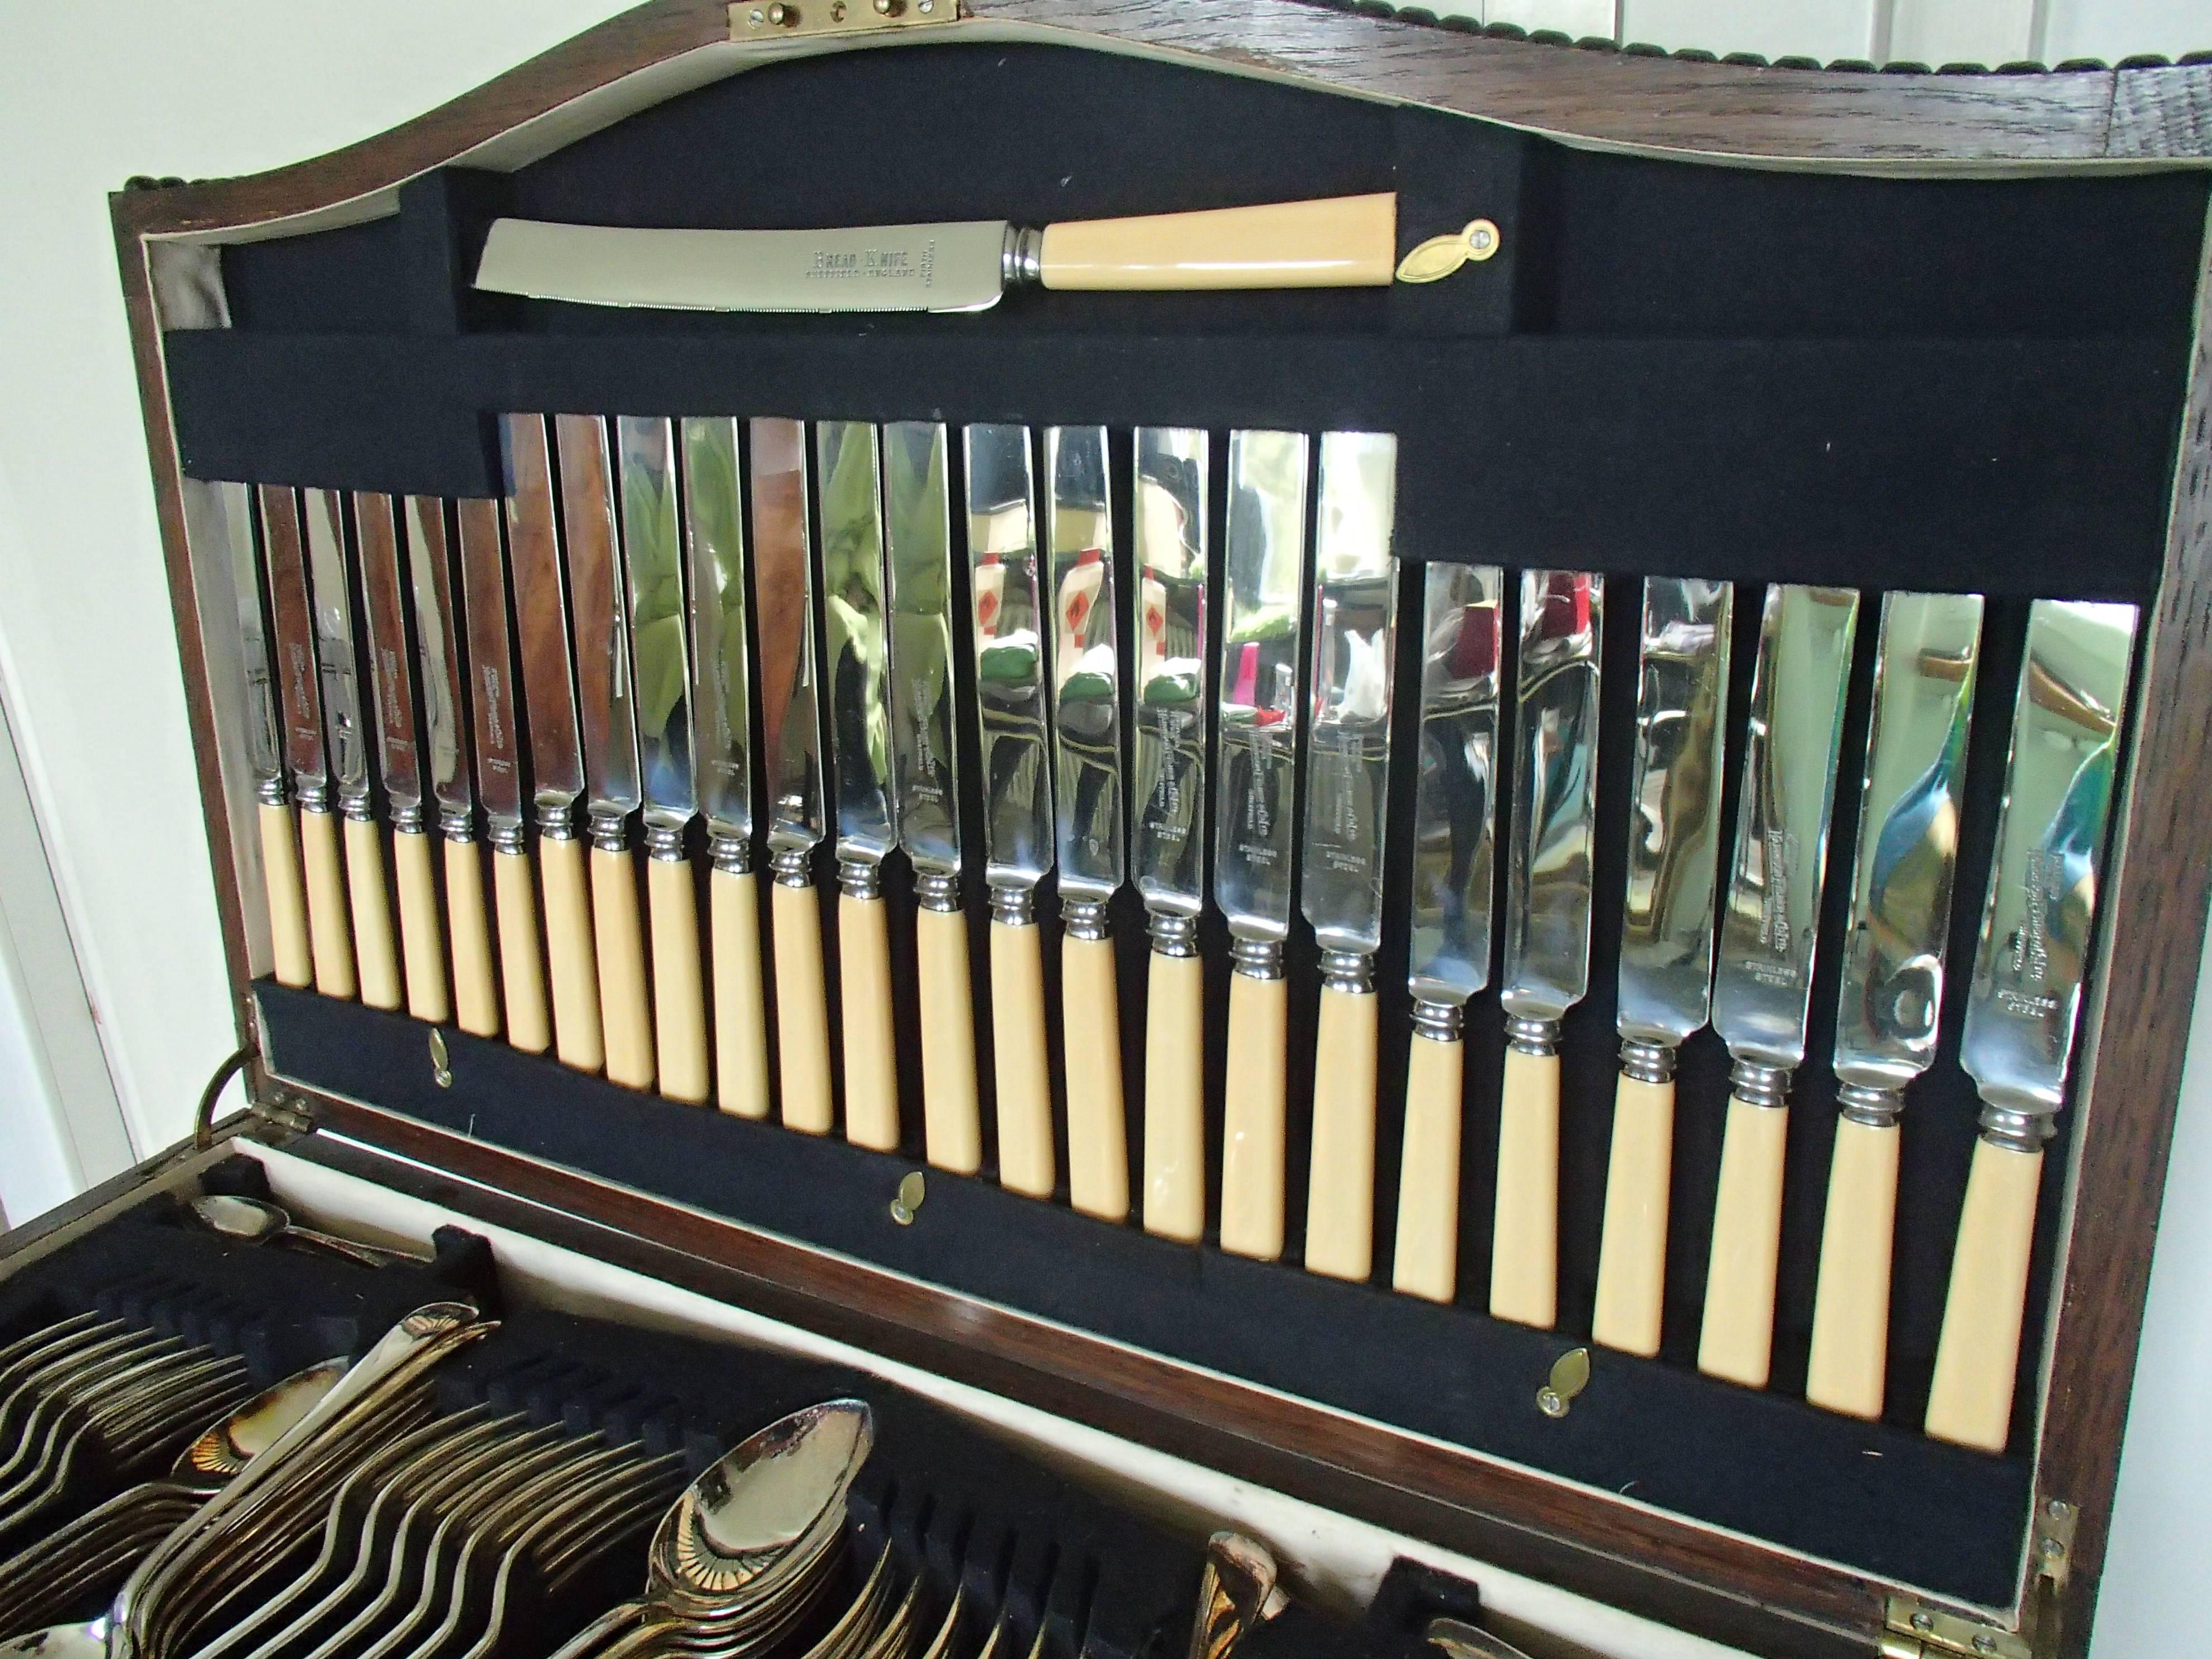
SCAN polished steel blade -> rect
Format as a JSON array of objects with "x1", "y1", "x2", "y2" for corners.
[
  {"x1": 751, "y1": 418, "x2": 827, "y2": 863},
  {"x1": 404, "y1": 498, "x2": 474, "y2": 829},
  {"x1": 884, "y1": 422, "x2": 961, "y2": 885},
  {"x1": 1214, "y1": 430, "x2": 1311, "y2": 963},
  {"x1": 682, "y1": 418, "x2": 753, "y2": 851},
  {"x1": 1299, "y1": 432, "x2": 1401, "y2": 962},
  {"x1": 301, "y1": 488, "x2": 372, "y2": 814},
  {"x1": 1407, "y1": 562, "x2": 1503, "y2": 1010},
  {"x1": 221, "y1": 483, "x2": 283, "y2": 793},
  {"x1": 455, "y1": 497, "x2": 525, "y2": 837},
  {"x1": 504, "y1": 414, "x2": 586, "y2": 824},
  {"x1": 964, "y1": 423, "x2": 1052, "y2": 908},
  {"x1": 1712, "y1": 584, "x2": 1862, "y2": 1070},
  {"x1": 556, "y1": 413, "x2": 643, "y2": 835},
  {"x1": 1960, "y1": 599, "x2": 2137, "y2": 1131},
  {"x1": 818, "y1": 420, "x2": 898, "y2": 876},
  {"x1": 353, "y1": 493, "x2": 424, "y2": 821},
  {"x1": 1046, "y1": 425, "x2": 1122, "y2": 912},
  {"x1": 1129, "y1": 428, "x2": 1209, "y2": 926},
  {"x1": 617, "y1": 415, "x2": 696, "y2": 845},
  {"x1": 474, "y1": 217, "x2": 1011, "y2": 314},
  {"x1": 1833, "y1": 592, "x2": 1985, "y2": 1102},
  {"x1": 259, "y1": 486, "x2": 328, "y2": 802},
  {"x1": 1616, "y1": 578, "x2": 1730, "y2": 1052}
]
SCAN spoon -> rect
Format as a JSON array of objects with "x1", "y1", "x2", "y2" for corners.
[{"x1": 187, "y1": 1195, "x2": 425, "y2": 1269}]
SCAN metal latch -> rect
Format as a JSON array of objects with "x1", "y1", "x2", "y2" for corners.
[
  {"x1": 249, "y1": 1088, "x2": 318, "y2": 1139},
  {"x1": 729, "y1": 0, "x2": 960, "y2": 41}
]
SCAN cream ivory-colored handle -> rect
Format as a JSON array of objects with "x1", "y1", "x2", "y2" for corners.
[
  {"x1": 915, "y1": 905, "x2": 981, "y2": 1173},
  {"x1": 1592, "y1": 1071, "x2": 1676, "y2": 1357},
  {"x1": 770, "y1": 879, "x2": 833, "y2": 1133},
  {"x1": 649, "y1": 858, "x2": 708, "y2": 1105},
  {"x1": 392, "y1": 827, "x2": 449, "y2": 1025},
  {"x1": 1304, "y1": 984, "x2": 1379, "y2": 1281},
  {"x1": 1143, "y1": 949, "x2": 1206, "y2": 1241},
  {"x1": 1062, "y1": 933, "x2": 1129, "y2": 1222},
  {"x1": 1040, "y1": 193, "x2": 1396, "y2": 292},
  {"x1": 445, "y1": 838, "x2": 499, "y2": 1039},
  {"x1": 840, "y1": 894, "x2": 900, "y2": 1151},
  {"x1": 991, "y1": 918, "x2": 1056, "y2": 1199},
  {"x1": 492, "y1": 846, "x2": 550, "y2": 1053},
  {"x1": 343, "y1": 816, "x2": 402, "y2": 1012},
  {"x1": 711, "y1": 867, "x2": 770, "y2": 1118},
  {"x1": 1391, "y1": 1031, "x2": 1463, "y2": 1304},
  {"x1": 297, "y1": 806, "x2": 355, "y2": 999},
  {"x1": 1219, "y1": 972, "x2": 1288, "y2": 1260},
  {"x1": 1490, "y1": 1045, "x2": 1562, "y2": 1327},
  {"x1": 1697, "y1": 1094, "x2": 1792, "y2": 1388},
  {"x1": 1925, "y1": 1138, "x2": 2045, "y2": 1452},
  {"x1": 540, "y1": 834, "x2": 605, "y2": 1071},
  {"x1": 1806, "y1": 1116, "x2": 1902, "y2": 1419},
  {"x1": 591, "y1": 846, "x2": 654, "y2": 1091},
  {"x1": 258, "y1": 801, "x2": 314, "y2": 989}
]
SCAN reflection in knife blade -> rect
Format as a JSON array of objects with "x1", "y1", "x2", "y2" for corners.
[
  {"x1": 504, "y1": 414, "x2": 586, "y2": 831},
  {"x1": 223, "y1": 483, "x2": 284, "y2": 801},
  {"x1": 355, "y1": 493, "x2": 424, "y2": 826},
  {"x1": 302, "y1": 488, "x2": 371, "y2": 817},
  {"x1": 1407, "y1": 564, "x2": 1505, "y2": 1019},
  {"x1": 1047, "y1": 425, "x2": 1122, "y2": 923},
  {"x1": 260, "y1": 487, "x2": 327, "y2": 805},
  {"x1": 557, "y1": 414, "x2": 643, "y2": 846},
  {"x1": 619, "y1": 415, "x2": 696, "y2": 854},
  {"x1": 405, "y1": 498, "x2": 472, "y2": 835},
  {"x1": 682, "y1": 418, "x2": 753, "y2": 867},
  {"x1": 753, "y1": 418, "x2": 827, "y2": 874},
  {"x1": 818, "y1": 420, "x2": 898, "y2": 886},
  {"x1": 885, "y1": 423, "x2": 961, "y2": 900},
  {"x1": 455, "y1": 497, "x2": 523, "y2": 843},
  {"x1": 965, "y1": 424, "x2": 1052, "y2": 918},
  {"x1": 1131, "y1": 428, "x2": 1210, "y2": 948}
]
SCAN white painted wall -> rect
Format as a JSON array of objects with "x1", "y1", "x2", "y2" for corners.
[{"x1": 0, "y1": 3, "x2": 2203, "y2": 1655}]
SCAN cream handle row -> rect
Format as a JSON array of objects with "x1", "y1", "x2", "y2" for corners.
[
  {"x1": 1924, "y1": 1139, "x2": 2043, "y2": 1453},
  {"x1": 1489, "y1": 1046, "x2": 1560, "y2": 1329},
  {"x1": 1040, "y1": 193, "x2": 1398, "y2": 293},
  {"x1": 1219, "y1": 973, "x2": 1287, "y2": 1260},
  {"x1": 392, "y1": 827, "x2": 449, "y2": 1026},
  {"x1": 915, "y1": 906, "x2": 981, "y2": 1172},
  {"x1": 840, "y1": 894, "x2": 900, "y2": 1152},
  {"x1": 1303, "y1": 984, "x2": 1379, "y2": 1282},
  {"x1": 1143, "y1": 950, "x2": 1205, "y2": 1242},
  {"x1": 649, "y1": 857, "x2": 709, "y2": 1105},
  {"x1": 992, "y1": 919, "x2": 1056, "y2": 1199},
  {"x1": 1063, "y1": 934, "x2": 1129, "y2": 1223},
  {"x1": 1697, "y1": 1096, "x2": 1791, "y2": 1389},
  {"x1": 1590, "y1": 1073, "x2": 1675, "y2": 1357}
]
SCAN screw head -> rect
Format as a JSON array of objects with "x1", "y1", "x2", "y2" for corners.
[
  {"x1": 831, "y1": 1, "x2": 845, "y2": 16},
  {"x1": 1973, "y1": 1638, "x2": 1996, "y2": 1656},
  {"x1": 1911, "y1": 1612, "x2": 1934, "y2": 1632},
  {"x1": 918, "y1": 0, "x2": 933, "y2": 12}
]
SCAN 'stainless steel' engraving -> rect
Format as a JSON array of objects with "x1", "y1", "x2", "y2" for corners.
[
  {"x1": 751, "y1": 417, "x2": 828, "y2": 879},
  {"x1": 1408, "y1": 562, "x2": 1505, "y2": 1013},
  {"x1": 884, "y1": 423, "x2": 962, "y2": 891},
  {"x1": 1046, "y1": 426, "x2": 1123, "y2": 912},
  {"x1": 682, "y1": 417, "x2": 754, "y2": 857},
  {"x1": 300, "y1": 488, "x2": 372, "y2": 821},
  {"x1": 503, "y1": 414, "x2": 588, "y2": 836},
  {"x1": 965, "y1": 424, "x2": 1054, "y2": 911},
  {"x1": 618, "y1": 415, "x2": 697, "y2": 857},
  {"x1": 818, "y1": 421, "x2": 899, "y2": 882},
  {"x1": 1131, "y1": 429, "x2": 1210, "y2": 942}
]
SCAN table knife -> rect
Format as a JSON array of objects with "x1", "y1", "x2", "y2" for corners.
[
  {"x1": 219, "y1": 481, "x2": 311, "y2": 989},
  {"x1": 1301, "y1": 431, "x2": 1402, "y2": 1283},
  {"x1": 505, "y1": 413, "x2": 606, "y2": 1073},
  {"x1": 474, "y1": 192, "x2": 1399, "y2": 313},
  {"x1": 964, "y1": 424, "x2": 1057, "y2": 1199},
  {"x1": 683, "y1": 417, "x2": 770, "y2": 1119},
  {"x1": 404, "y1": 497, "x2": 499, "y2": 1038},
  {"x1": 1927, "y1": 599, "x2": 2137, "y2": 1452},
  {"x1": 1047, "y1": 425, "x2": 1129, "y2": 1221},
  {"x1": 302, "y1": 488, "x2": 402, "y2": 1012},
  {"x1": 819, "y1": 420, "x2": 903, "y2": 1151},
  {"x1": 1700, "y1": 583, "x2": 1861, "y2": 1388},
  {"x1": 1393, "y1": 562, "x2": 1502, "y2": 1303},
  {"x1": 1492, "y1": 570, "x2": 1603, "y2": 1326},
  {"x1": 619, "y1": 415, "x2": 709, "y2": 1104},
  {"x1": 753, "y1": 417, "x2": 835, "y2": 1134},
  {"x1": 1215, "y1": 431, "x2": 1312, "y2": 1260},
  {"x1": 1592, "y1": 579, "x2": 1730, "y2": 1355},
  {"x1": 1807, "y1": 591, "x2": 1982, "y2": 1419},
  {"x1": 456, "y1": 492, "x2": 549, "y2": 1054},
  {"x1": 885, "y1": 421, "x2": 979, "y2": 1171},
  {"x1": 1130, "y1": 429, "x2": 1211, "y2": 1239},
  {"x1": 354, "y1": 491, "x2": 448, "y2": 1024}
]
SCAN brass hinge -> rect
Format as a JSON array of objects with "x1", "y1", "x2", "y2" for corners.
[
  {"x1": 728, "y1": 0, "x2": 961, "y2": 41},
  {"x1": 249, "y1": 1086, "x2": 318, "y2": 1139},
  {"x1": 1884, "y1": 1501, "x2": 2077, "y2": 1659}
]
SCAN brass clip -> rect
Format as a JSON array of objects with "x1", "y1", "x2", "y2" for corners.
[
  {"x1": 428, "y1": 1029, "x2": 454, "y2": 1089},
  {"x1": 1536, "y1": 1347, "x2": 1590, "y2": 1419},
  {"x1": 890, "y1": 1170, "x2": 926, "y2": 1225}
]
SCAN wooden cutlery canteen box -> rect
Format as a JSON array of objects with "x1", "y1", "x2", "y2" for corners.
[{"x1": 99, "y1": 2, "x2": 2212, "y2": 1655}]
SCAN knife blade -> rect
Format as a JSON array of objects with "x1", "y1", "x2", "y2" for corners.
[
  {"x1": 752, "y1": 416, "x2": 834, "y2": 1134},
  {"x1": 1299, "y1": 431, "x2": 1401, "y2": 1283},
  {"x1": 884, "y1": 420, "x2": 981, "y2": 1173},
  {"x1": 455, "y1": 491, "x2": 549, "y2": 1053},
  {"x1": 1489, "y1": 569, "x2": 1604, "y2": 1326},
  {"x1": 216, "y1": 479, "x2": 312, "y2": 989},
  {"x1": 355, "y1": 491, "x2": 448, "y2": 1025},
  {"x1": 682, "y1": 416, "x2": 769, "y2": 1119},
  {"x1": 1046, "y1": 425, "x2": 1128, "y2": 1222},
  {"x1": 1592, "y1": 578, "x2": 1730, "y2": 1355},
  {"x1": 818, "y1": 419, "x2": 901, "y2": 1151},
  {"x1": 302, "y1": 487, "x2": 402, "y2": 1012},
  {"x1": 1927, "y1": 598, "x2": 2136, "y2": 1452},
  {"x1": 473, "y1": 193, "x2": 1399, "y2": 314},
  {"x1": 505, "y1": 412, "x2": 605, "y2": 1073},
  {"x1": 1214, "y1": 431, "x2": 1312, "y2": 1260},
  {"x1": 1806, "y1": 591, "x2": 1983, "y2": 1419},
  {"x1": 406, "y1": 496, "x2": 499, "y2": 1039},
  {"x1": 964, "y1": 423, "x2": 1057, "y2": 1199},
  {"x1": 1699, "y1": 583, "x2": 1861, "y2": 1388},
  {"x1": 619, "y1": 414, "x2": 708, "y2": 1105},
  {"x1": 557, "y1": 413, "x2": 653, "y2": 1091},
  {"x1": 1391, "y1": 562, "x2": 1503, "y2": 1304},
  {"x1": 1129, "y1": 428, "x2": 1211, "y2": 1238}
]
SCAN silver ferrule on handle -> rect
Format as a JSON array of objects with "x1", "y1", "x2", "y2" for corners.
[
  {"x1": 1411, "y1": 997, "x2": 1464, "y2": 1043},
  {"x1": 839, "y1": 857, "x2": 884, "y2": 900},
  {"x1": 989, "y1": 885, "x2": 1036, "y2": 928},
  {"x1": 536, "y1": 801, "x2": 578, "y2": 841},
  {"x1": 1978, "y1": 1103, "x2": 2055, "y2": 1152},
  {"x1": 1148, "y1": 910, "x2": 1199, "y2": 958},
  {"x1": 487, "y1": 819, "x2": 527, "y2": 856},
  {"x1": 770, "y1": 845, "x2": 814, "y2": 887},
  {"x1": 1619, "y1": 1036, "x2": 1679, "y2": 1085},
  {"x1": 1730, "y1": 1056, "x2": 1792, "y2": 1110},
  {"x1": 1837, "y1": 1080, "x2": 1907, "y2": 1128},
  {"x1": 1001, "y1": 224, "x2": 1044, "y2": 287},
  {"x1": 914, "y1": 870, "x2": 961, "y2": 913},
  {"x1": 1230, "y1": 937, "x2": 1284, "y2": 981},
  {"x1": 644, "y1": 823, "x2": 687, "y2": 862},
  {"x1": 438, "y1": 806, "x2": 476, "y2": 844},
  {"x1": 295, "y1": 779, "x2": 332, "y2": 813},
  {"x1": 1321, "y1": 949, "x2": 1375, "y2": 996},
  {"x1": 587, "y1": 809, "x2": 630, "y2": 856},
  {"x1": 255, "y1": 774, "x2": 289, "y2": 809},
  {"x1": 709, "y1": 832, "x2": 753, "y2": 876},
  {"x1": 1062, "y1": 896, "x2": 1110, "y2": 941},
  {"x1": 389, "y1": 802, "x2": 427, "y2": 835},
  {"x1": 1506, "y1": 1012, "x2": 1561, "y2": 1058},
  {"x1": 340, "y1": 793, "x2": 376, "y2": 825}
]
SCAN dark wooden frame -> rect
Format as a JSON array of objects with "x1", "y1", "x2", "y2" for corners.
[{"x1": 105, "y1": 4, "x2": 2212, "y2": 1656}]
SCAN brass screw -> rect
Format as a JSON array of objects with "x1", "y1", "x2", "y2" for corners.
[
  {"x1": 830, "y1": 1, "x2": 845, "y2": 18},
  {"x1": 767, "y1": 2, "x2": 794, "y2": 23},
  {"x1": 1973, "y1": 1638, "x2": 1996, "y2": 1656},
  {"x1": 918, "y1": 0, "x2": 934, "y2": 12},
  {"x1": 1910, "y1": 1613, "x2": 1934, "y2": 1632},
  {"x1": 748, "y1": 6, "x2": 766, "y2": 23}
]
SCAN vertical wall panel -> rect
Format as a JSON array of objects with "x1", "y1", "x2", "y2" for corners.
[
  {"x1": 1621, "y1": 0, "x2": 1877, "y2": 61},
  {"x1": 1483, "y1": 1, "x2": 1621, "y2": 42},
  {"x1": 1887, "y1": 0, "x2": 2037, "y2": 65},
  {"x1": 2043, "y1": 0, "x2": 2211, "y2": 62}
]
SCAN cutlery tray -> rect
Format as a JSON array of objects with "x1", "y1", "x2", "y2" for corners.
[{"x1": 103, "y1": 5, "x2": 2212, "y2": 1657}]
